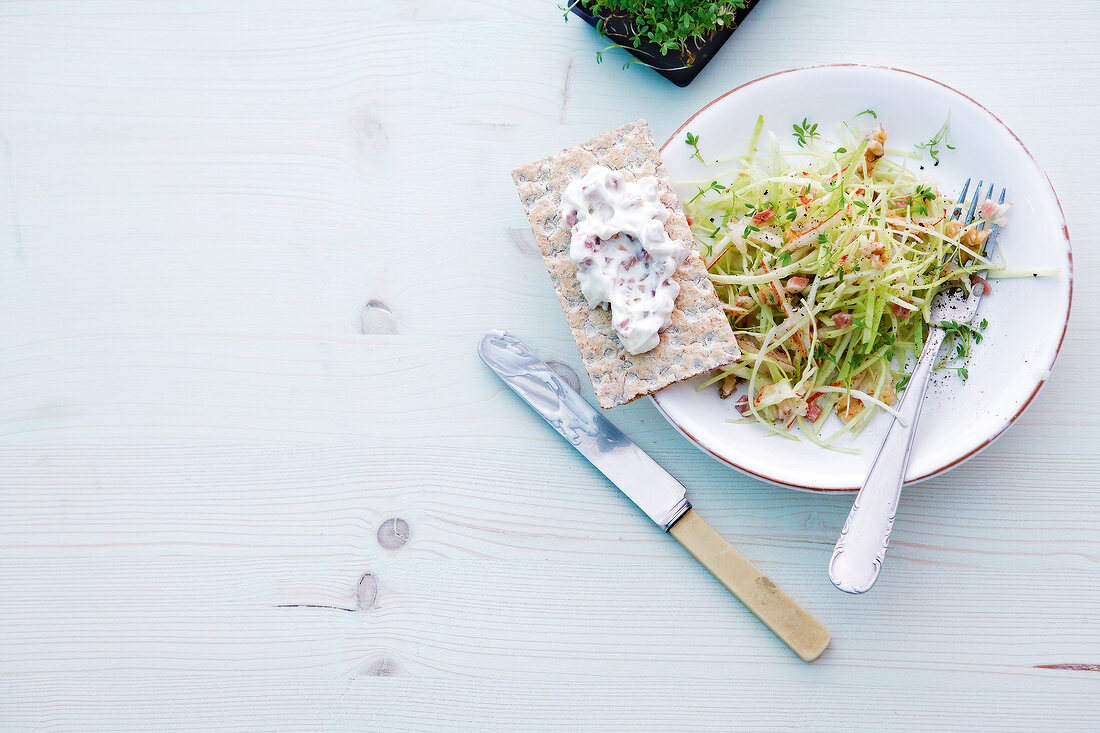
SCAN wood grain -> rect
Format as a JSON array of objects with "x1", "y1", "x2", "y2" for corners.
[{"x1": 1, "y1": 0, "x2": 1099, "y2": 730}]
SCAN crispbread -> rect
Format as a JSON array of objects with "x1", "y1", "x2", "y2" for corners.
[{"x1": 511, "y1": 119, "x2": 740, "y2": 409}]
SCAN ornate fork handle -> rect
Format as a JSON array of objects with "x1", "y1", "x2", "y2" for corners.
[{"x1": 827, "y1": 325, "x2": 946, "y2": 594}]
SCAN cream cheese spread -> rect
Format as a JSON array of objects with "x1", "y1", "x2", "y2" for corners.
[{"x1": 560, "y1": 165, "x2": 687, "y2": 354}]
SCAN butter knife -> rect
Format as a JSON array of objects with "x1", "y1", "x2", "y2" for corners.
[{"x1": 478, "y1": 330, "x2": 830, "y2": 662}]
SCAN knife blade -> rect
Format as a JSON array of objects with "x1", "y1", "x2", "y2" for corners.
[
  {"x1": 477, "y1": 329, "x2": 690, "y2": 530},
  {"x1": 478, "y1": 330, "x2": 830, "y2": 662}
]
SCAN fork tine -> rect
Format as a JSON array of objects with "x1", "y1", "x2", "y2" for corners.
[
  {"x1": 953, "y1": 178, "x2": 971, "y2": 219},
  {"x1": 972, "y1": 183, "x2": 995, "y2": 232},
  {"x1": 983, "y1": 187, "x2": 1008, "y2": 253},
  {"x1": 976, "y1": 186, "x2": 1005, "y2": 267},
  {"x1": 956, "y1": 178, "x2": 971, "y2": 202},
  {"x1": 964, "y1": 179, "x2": 983, "y2": 224}
]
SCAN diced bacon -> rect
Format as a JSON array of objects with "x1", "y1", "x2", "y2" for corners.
[
  {"x1": 971, "y1": 273, "x2": 993, "y2": 295},
  {"x1": 786, "y1": 276, "x2": 810, "y2": 293},
  {"x1": 805, "y1": 402, "x2": 822, "y2": 422},
  {"x1": 832, "y1": 312, "x2": 853, "y2": 328},
  {"x1": 752, "y1": 208, "x2": 774, "y2": 224},
  {"x1": 978, "y1": 200, "x2": 1011, "y2": 224},
  {"x1": 891, "y1": 301, "x2": 915, "y2": 319},
  {"x1": 734, "y1": 395, "x2": 751, "y2": 415}
]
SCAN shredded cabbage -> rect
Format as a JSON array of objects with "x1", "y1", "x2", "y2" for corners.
[{"x1": 682, "y1": 116, "x2": 997, "y2": 448}]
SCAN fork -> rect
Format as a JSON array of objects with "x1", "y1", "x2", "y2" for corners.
[{"x1": 828, "y1": 179, "x2": 1005, "y2": 594}]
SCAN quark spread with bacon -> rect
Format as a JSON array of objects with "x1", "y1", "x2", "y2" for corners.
[{"x1": 560, "y1": 165, "x2": 687, "y2": 354}]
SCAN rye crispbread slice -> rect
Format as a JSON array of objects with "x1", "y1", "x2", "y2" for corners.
[{"x1": 511, "y1": 119, "x2": 741, "y2": 409}]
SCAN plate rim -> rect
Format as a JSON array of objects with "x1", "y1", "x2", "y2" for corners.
[{"x1": 652, "y1": 63, "x2": 1074, "y2": 493}]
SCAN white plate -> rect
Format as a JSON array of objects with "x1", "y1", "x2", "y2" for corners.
[{"x1": 651, "y1": 65, "x2": 1072, "y2": 492}]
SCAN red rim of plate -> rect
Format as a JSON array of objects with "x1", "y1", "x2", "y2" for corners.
[{"x1": 652, "y1": 63, "x2": 1074, "y2": 493}]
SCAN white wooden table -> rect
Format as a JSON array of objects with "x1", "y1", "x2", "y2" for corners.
[{"x1": 2, "y1": 1, "x2": 1098, "y2": 730}]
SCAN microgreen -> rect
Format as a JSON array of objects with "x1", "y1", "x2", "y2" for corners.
[
  {"x1": 911, "y1": 185, "x2": 936, "y2": 215},
  {"x1": 916, "y1": 115, "x2": 956, "y2": 164},
  {"x1": 685, "y1": 131, "x2": 704, "y2": 163},
  {"x1": 941, "y1": 320, "x2": 985, "y2": 344},
  {"x1": 687, "y1": 180, "x2": 725, "y2": 204},
  {"x1": 792, "y1": 117, "x2": 820, "y2": 148},
  {"x1": 778, "y1": 251, "x2": 792, "y2": 267},
  {"x1": 936, "y1": 319, "x2": 987, "y2": 380},
  {"x1": 814, "y1": 343, "x2": 838, "y2": 366},
  {"x1": 848, "y1": 344, "x2": 867, "y2": 369}
]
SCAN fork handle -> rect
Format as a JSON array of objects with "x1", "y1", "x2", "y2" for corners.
[{"x1": 828, "y1": 326, "x2": 947, "y2": 594}]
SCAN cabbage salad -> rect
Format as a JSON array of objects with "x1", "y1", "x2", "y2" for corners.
[{"x1": 681, "y1": 115, "x2": 1004, "y2": 449}]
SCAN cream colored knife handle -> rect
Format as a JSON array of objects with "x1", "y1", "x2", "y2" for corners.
[{"x1": 668, "y1": 508, "x2": 830, "y2": 662}]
